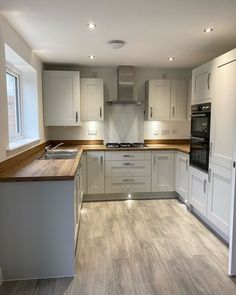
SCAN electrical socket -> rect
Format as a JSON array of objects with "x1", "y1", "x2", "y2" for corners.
[
  {"x1": 88, "y1": 129, "x2": 97, "y2": 135},
  {"x1": 161, "y1": 129, "x2": 170, "y2": 135},
  {"x1": 153, "y1": 129, "x2": 159, "y2": 136},
  {"x1": 171, "y1": 129, "x2": 178, "y2": 135}
]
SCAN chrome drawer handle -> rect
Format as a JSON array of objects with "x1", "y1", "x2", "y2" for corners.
[
  {"x1": 123, "y1": 155, "x2": 135, "y2": 158},
  {"x1": 123, "y1": 178, "x2": 134, "y2": 182},
  {"x1": 123, "y1": 163, "x2": 135, "y2": 166}
]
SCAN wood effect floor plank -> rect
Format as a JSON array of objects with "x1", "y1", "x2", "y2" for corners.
[{"x1": 1, "y1": 199, "x2": 236, "y2": 295}]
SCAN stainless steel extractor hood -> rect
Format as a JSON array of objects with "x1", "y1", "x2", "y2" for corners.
[{"x1": 106, "y1": 66, "x2": 144, "y2": 105}]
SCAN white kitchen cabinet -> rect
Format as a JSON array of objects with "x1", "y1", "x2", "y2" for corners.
[
  {"x1": 81, "y1": 152, "x2": 87, "y2": 196},
  {"x1": 146, "y1": 79, "x2": 187, "y2": 121},
  {"x1": 192, "y1": 61, "x2": 214, "y2": 104},
  {"x1": 152, "y1": 152, "x2": 174, "y2": 192},
  {"x1": 43, "y1": 71, "x2": 80, "y2": 126},
  {"x1": 211, "y1": 58, "x2": 236, "y2": 170},
  {"x1": 170, "y1": 80, "x2": 187, "y2": 121},
  {"x1": 175, "y1": 152, "x2": 189, "y2": 203},
  {"x1": 146, "y1": 80, "x2": 171, "y2": 121},
  {"x1": 207, "y1": 163, "x2": 232, "y2": 236},
  {"x1": 189, "y1": 167, "x2": 208, "y2": 216},
  {"x1": 80, "y1": 78, "x2": 104, "y2": 121},
  {"x1": 105, "y1": 151, "x2": 151, "y2": 193},
  {"x1": 87, "y1": 151, "x2": 104, "y2": 194},
  {"x1": 105, "y1": 177, "x2": 151, "y2": 193}
]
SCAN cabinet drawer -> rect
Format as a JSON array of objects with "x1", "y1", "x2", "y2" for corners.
[
  {"x1": 105, "y1": 177, "x2": 151, "y2": 193},
  {"x1": 106, "y1": 151, "x2": 151, "y2": 161},
  {"x1": 105, "y1": 161, "x2": 151, "y2": 177}
]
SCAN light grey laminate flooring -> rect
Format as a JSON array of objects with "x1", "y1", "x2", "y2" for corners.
[{"x1": 1, "y1": 199, "x2": 236, "y2": 295}]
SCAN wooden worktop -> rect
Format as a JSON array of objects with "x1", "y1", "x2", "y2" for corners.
[{"x1": 0, "y1": 142, "x2": 190, "y2": 182}]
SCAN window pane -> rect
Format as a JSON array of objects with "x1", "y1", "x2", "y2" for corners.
[{"x1": 6, "y1": 72, "x2": 21, "y2": 138}]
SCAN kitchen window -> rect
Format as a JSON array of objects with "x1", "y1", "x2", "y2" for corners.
[{"x1": 6, "y1": 67, "x2": 22, "y2": 140}]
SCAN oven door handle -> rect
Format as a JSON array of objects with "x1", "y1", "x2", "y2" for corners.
[
  {"x1": 190, "y1": 136, "x2": 207, "y2": 142},
  {"x1": 191, "y1": 114, "x2": 207, "y2": 118}
]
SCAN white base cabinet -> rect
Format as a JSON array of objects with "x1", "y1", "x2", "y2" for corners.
[
  {"x1": 87, "y1": 151, "x2": 105, "y2": 194},
  {"x1": 175, "y1": 152, "x2": 189, "y2": 203},
  {"x1": 189, "y1": 167, "x2": 208, "y2": 216},
  {"x1": 152, "y1": 152, "x2": 174, "y2": 192},
  {"x1": 207, "y1": 163, "x2": 232, "y2": 235},
  {"x1": 105, "y1": 151, "x2": 151, "y2": 193}
]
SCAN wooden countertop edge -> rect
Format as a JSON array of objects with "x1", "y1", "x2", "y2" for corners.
[{"x1": 0, "y1": 145, "x2": 190, "y2": 182}]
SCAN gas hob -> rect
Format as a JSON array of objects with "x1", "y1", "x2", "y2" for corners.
[{"x1": 106, "y1": 142, "x2": 147, "y2": 148}]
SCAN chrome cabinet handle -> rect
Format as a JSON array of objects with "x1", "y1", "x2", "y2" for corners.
[
  {"x1": 153, "y1": 154, "x2": 156, "y2": 166},
  {"x1": 203, "y1": 179, "x2": 207, "y2": 194},
  {"x1": 186, "y1": 159, "x2": 188, "y2": 171},
  {"x1": 100, "y1": 107, "x2": 102, "y2": 118},
  {"x1": 208, "y1": 169, "x2": 212, "y2": 183},
  {"x1": 150, "y1": 107, "x2": 153, "y2": 118},
  {"x1": 209, "y1": 142, "x2": 213, "y2": 157},
  {"x1": 123, "y1": 162, "x2": 135, "y2": 166},
  {"x1": 100, "y1": 155, "x2": 103, "y2": 166},
  {"x1": 207, "y1": 73, "x2": 211, "y2": 90},
  {"x1": 75, "y1": 111, "x2": 78, "y2": 123},
  {"x1": 123, "y1": 178, "x2": 134, "y2": 182},
  {"x1": 123, "y1": 155, "x2": 135, "y2": 158},
  {"x1": 172, "y1": 106, "x2": 175, "y2": 119}
]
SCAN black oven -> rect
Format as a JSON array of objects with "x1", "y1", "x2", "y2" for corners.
[
  {"x1": 190, "y1": 137, "x2": 210, "y2": 172},
  {"x1": 191, "y1": 103, "x2": 211, "y2": 139},
  {"x1": 190, "y1": 103, "x2": 211, "y2": 172}
]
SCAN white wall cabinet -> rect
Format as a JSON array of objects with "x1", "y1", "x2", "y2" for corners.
[
  {"x1": 152, "y1": 151, "x2": 174, "y2": 192},
  {"x1": 207, "y1": 163, "x2": 232, "y2": 236},
  {"x1": 170, "y1": 80, "x2": 187, "y2": 121},
  {"x1": 146, "y1": 79, "x2": 187, "y2": 121},
  {"x1": 43, "y1": 71, "x2": 80, "y2": 126},
  {"x1": 80, "y1": 78, "x2": 104, "y2": 121},
  {"x1": 146, "y1": 80, "x2": 171, "y2": 121},
  {"x1": 192, "y1": 61, "x2": 214, "y2": 104},
  {"x1": 175, "y1": 152, "x2": 189, "y2": 203},
  {"x1": 87, "y1": 151, "x2": 105, "y2": 194},
  {"x1": 189, "y1": 167, "x2": 208, "y2": 216}
]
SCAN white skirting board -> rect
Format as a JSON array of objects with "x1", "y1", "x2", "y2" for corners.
[{"x1": 83, "y1": 191, "x2": 178, "y2": 202}]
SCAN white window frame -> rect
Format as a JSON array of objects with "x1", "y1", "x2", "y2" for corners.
[{"x1": 6, "y1": 64, "x2": 23, "y2": 141}]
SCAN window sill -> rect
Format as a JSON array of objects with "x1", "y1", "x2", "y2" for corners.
[{"x1": 7, "y1": 138, "x2": 41, "y2": 152}]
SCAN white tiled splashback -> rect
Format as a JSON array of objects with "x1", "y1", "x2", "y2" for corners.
[{"x1": 48, "y1": 105, "x2": 190, "y2": 142}]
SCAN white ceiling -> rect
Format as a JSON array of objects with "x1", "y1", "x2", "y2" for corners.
[{"x1": 0, "y1": 0, "x2": 236, "y2": 68}]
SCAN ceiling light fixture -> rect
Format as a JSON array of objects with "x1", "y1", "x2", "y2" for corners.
[
  {"x1": 108, "y1": 40, "x2": 125, "y2": 49},
  {"x1": 168, "y1": 57, "x2": 175, "y2": 61},
  {"x1": 204, "y1": 27, "x2": 213, "y2": 33},
  {"x1": 87, "y1": 23, "x2": 96, "y2": 30},
  {"x1": 89, "y1": 55, "x2": 95, "y2": 60}
]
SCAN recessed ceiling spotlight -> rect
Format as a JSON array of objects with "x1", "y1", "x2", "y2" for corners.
[
  {"x1": 168, "y1": 57, "x2": 175, "y2": 61},
  {"x1": 89, "y1": 55, "x2": 95, "y2": 60},
  {"x1": 87, "y1": 23, "x2": 96, "y2": 30},
  {"x1": 204, "y1": 27, "x2": 213, "y2": 33},
  {"x1": 108, "y1": 40, "x2": 125, "y2": 49}
]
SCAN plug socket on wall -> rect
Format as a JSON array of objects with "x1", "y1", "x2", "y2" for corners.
[{"x1": 88, "y1": 129, "x2": 97, "y2": 135}]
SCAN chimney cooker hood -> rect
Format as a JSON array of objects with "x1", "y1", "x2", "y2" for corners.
[{"x1": 106, "y1": 66, "x2": 144, "y2": 105}]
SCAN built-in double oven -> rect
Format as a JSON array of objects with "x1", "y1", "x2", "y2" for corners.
[{"x1": 190, "y1": 103, "x2": 211, "y2": 172}]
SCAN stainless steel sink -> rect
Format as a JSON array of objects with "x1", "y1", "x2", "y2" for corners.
[{"x1": 36, "y1": 150, "x2": 78, "y2": 160}]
